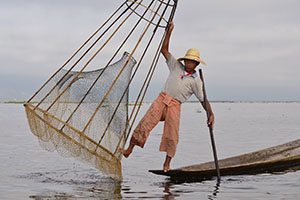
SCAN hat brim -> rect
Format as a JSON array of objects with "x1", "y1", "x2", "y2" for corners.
[{"x1": 178, "y1": 57, "x2": 207, "y2": 65}]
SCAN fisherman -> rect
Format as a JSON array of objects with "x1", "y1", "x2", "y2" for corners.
[{"x1": 121, "y1": 22, "x2": 215, "y2": 172}]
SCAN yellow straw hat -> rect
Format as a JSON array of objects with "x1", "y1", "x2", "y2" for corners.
[{"x1": 178, "y1": 48, "x2": 207, "y2": 65}]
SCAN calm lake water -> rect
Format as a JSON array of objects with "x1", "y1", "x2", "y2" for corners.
[{"x1": 0, "y1": 102, "x2": 299, "y2": 199}]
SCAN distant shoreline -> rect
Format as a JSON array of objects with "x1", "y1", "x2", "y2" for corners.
[{"x1": 2, "y1": 101, "x2": 27, "y2": 104}]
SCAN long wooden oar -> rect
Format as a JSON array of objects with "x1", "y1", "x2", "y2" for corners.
[{"x1": 199, "y1": 69, "x2": 221, "y2": 181}]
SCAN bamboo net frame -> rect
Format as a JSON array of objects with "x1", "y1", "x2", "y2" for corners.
[{"x1": 24, "y1": 0, "x2": 178, "y2": 180}]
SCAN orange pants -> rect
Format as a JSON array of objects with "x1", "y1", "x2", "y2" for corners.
[{"x1": 130, "y1": 92, "x2": 181, "y2": 157}]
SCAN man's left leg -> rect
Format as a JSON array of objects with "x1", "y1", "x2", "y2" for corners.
[{"x1": 159, "y1": 102, "x2": 181, "y2": 172}]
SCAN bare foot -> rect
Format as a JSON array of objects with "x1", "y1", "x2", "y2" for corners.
[
  {"x1": 119, "y1": 144, "x2": 134, "y2": 158},
  {"x1": 119, "y1": 148, "x2": 132, "y2": 158},
  {"x1": 163, "y1": 163, "x2": 171, "y2": 173},
  {"x1": 163, "y1": 155, "x2": 172, "y2": 172}
]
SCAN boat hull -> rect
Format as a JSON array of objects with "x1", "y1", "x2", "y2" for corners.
[{"x1": 149, "y1": 139, "x2": 300, "y2": 183}]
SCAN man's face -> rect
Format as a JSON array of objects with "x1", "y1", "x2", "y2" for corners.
[{"x1": 184, "y1": 59, "x2": 199, "y2": 73}]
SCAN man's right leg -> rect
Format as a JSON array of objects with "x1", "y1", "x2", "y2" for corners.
[{"x1": 121, "y1": 94, "x2": 165, "y2": 158}]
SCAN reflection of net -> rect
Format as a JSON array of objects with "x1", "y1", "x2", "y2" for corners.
[{"x1": 24, "y1": 0, "x2": 178, "y2": 180}]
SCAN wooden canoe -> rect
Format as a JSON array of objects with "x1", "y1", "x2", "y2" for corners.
[{"x1": 149, "y1": 139, "x2": 300, "y2": 182}]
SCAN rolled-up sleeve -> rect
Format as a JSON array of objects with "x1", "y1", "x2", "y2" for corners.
[
  {"x1": 166, "y1": 54, "x2": 177, "y2": 70},
  {"x1": 192, "y1": 76, "x2": 204, "y2": 102}
]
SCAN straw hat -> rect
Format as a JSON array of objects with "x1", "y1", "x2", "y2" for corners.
[{"x1": 178, "y1": 48, "x2": 207, "y2": 65}]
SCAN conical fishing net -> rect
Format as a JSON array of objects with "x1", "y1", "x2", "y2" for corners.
[
  {"x1": 24, "y1": 0, "x2": 178, "y2": 180},
  {"x1": 25, "y1": 52, "x2": 135, "y2": 180}
]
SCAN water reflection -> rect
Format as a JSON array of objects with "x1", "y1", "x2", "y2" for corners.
[
  {"x1": 29, "y1": 182, "x2": 122, "y2": 200},
  {"x1": 22, "y1": 170, "x2": 122, "y2": 200},
  {"x1": 159, "y1": 179, "x2": 221, "y2": 200},
  {"x1": 162, "y1": 183, "x2": 180, "y2": 200},
  {"x1": 207, "y1": 181, "x2": 220, "y2": 200}
]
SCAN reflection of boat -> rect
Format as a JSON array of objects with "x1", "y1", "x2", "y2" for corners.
[{"x1": 149, "y1": 139, "x2": 300, "y2": 182}]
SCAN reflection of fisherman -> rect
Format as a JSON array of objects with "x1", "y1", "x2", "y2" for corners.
[{"x1": 121, "y1": 22, "x2": 215, "y2": 172}]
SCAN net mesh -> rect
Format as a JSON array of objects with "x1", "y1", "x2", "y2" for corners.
[
  {"x1": 25, "y1": 52, "x2": 136, "y2": 180},
  {"x1": 24, "y1": 0, "x2": 178, "y2": 180}
]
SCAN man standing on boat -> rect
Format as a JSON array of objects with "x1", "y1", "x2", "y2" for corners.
[{"x1": 121, "y1": 22, "x2": 215, "y2": 172}]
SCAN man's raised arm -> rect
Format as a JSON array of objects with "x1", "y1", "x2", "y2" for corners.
[{"x1": 161, "y1": 21, "x2": 174, "y2": 60}]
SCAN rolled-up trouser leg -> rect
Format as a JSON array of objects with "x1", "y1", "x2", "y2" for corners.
[
  {"x1": 159, "y1": 100, "x2": 181, "y2": 157},
  {"x1": 130, "y1": 95, "x2": 165, "y2": 148}
]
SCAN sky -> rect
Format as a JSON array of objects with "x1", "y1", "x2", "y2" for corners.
[{"x1": 1, "y1": 0, "x2": 300, "y2": 102}]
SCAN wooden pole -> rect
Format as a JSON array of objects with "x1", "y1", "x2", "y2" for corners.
[{"x1": 199, "y1": 69, "x2": 221, "y2": 181}]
